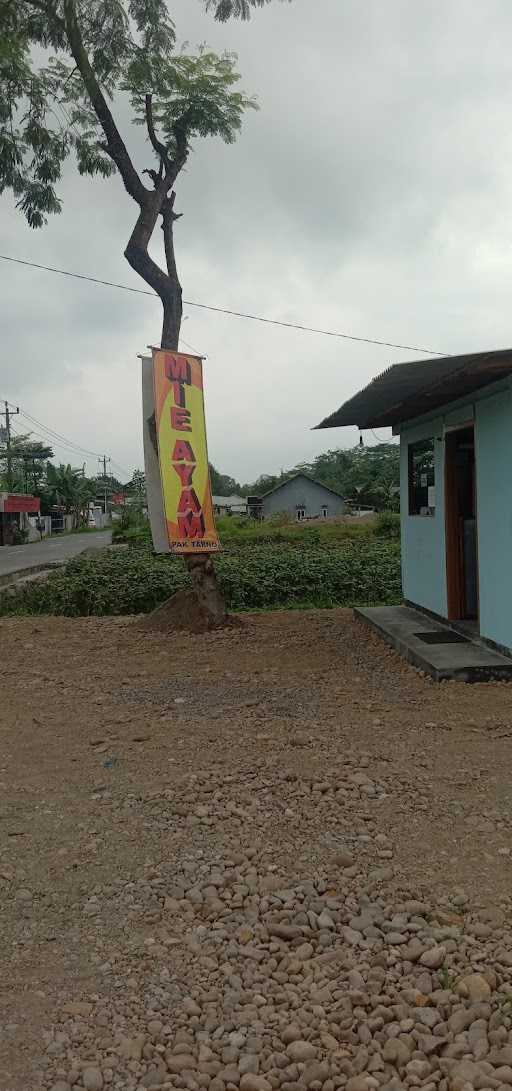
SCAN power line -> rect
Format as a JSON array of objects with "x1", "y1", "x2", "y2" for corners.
[
  {"x1": 0, "y1": 253, "x2": 447, "y2": 357},
  {"x1": 10, "y1": 419, "x2": 103, "y2": 462},
  {"x1": 10, "y1": 422, "x2": 133, "y2": 481},
  {"x1": 10, "y1": 420, "x2": 87, "y2": 457},
  {"x1": 110, "y1": 459, "x2": 133, "y2": 481},
  {"x1": 2, "y1": 397, "x2": 130, "y2": 471},
  {"x1": 180, "y1": 336, "x2": 204, "y2": 356},
  {"x1": 15, "y1": 407, "x2": 103, "y2": 459},
  {"x1": 181, "y1": 301, "x2": 447, "y2": 355}
]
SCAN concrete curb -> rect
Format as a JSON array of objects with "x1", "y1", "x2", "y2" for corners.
[{"x1": 0, "y1": 561, "x2": 66, "y2": 589}]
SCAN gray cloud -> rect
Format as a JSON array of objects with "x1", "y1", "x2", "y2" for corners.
[{"x1": 3, "y1": 0, "x2": 512, "y2": 480}]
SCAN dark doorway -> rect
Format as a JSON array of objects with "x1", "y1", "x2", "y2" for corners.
[
  {"x1": 445, "y1": 425, "x2": 478, "y2": 622},
  {"x1": 0, "y1": 513, "x2": 18, "y2": 547}
]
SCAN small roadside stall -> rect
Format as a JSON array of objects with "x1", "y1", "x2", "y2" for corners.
[
  {"x1": 316, "y1": 348, "x2": 512, "y2": 681},
  {"x1": 0, "y1": 493, "x2": 40, "y2": 546}
]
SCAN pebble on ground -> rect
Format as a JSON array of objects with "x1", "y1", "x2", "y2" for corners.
[{"x1": 41, "y1": 849, "x2": 512, "y2": 1091}]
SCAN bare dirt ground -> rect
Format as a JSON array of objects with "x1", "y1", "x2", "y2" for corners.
[{"x1": 2, "y1": 609, "x2": 512, "y2": 1091}]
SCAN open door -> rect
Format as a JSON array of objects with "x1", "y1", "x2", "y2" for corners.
[{"x1": 445, "y1": 425, "x2": 478, "y2": 622}]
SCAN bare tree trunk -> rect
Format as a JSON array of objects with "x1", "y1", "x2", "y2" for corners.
[{"x1": 161, "y1": 291, "x2": 182, "y2": 353}]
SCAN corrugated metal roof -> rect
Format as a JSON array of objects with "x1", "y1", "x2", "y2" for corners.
[{"x1": 315, "y1": 348, "x2": 512, "y2": 430}]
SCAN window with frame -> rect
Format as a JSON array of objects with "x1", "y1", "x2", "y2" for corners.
[
  {"x1": 296, "y1": 507, "x2": 306, "y2": 521},
  {"x1": 321, "y1": 505, "x2": 328, "y2": 518},
  {"x1": 408, "y1": 438, "x2": 436, "y2": 515}
]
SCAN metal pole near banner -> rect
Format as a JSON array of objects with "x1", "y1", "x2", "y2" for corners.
[{"x1": 141, "y1": 356, "x2": 169, "y2": 553}]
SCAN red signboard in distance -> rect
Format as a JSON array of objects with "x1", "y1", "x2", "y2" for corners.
[{"x1": 4, "y1": 495, "x2": 40, "y2": 513}]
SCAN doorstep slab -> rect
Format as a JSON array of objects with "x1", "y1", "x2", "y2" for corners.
[{"x1": 354, "y1": 605, "x2": 512, "y2": 683}]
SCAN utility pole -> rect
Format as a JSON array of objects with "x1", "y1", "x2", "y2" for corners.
[
  {"x1": 0, "y1": 401, "x2": 19, "y2": 491},
  {"x1": 98, "y1": 455, "x2": 111, "y2": 515}
]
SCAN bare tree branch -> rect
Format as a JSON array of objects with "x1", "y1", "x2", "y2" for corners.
[
  {"x1": 172, "y1": 115, "x2": 190, "y2": 164},
  {"x1": 97, "y1": 141, "x2": 116, "y2": 161},
  {"x1": 125, "y1": 231, "x2": 168, "y2": 296},
  {"x1": 124, "y1": 186, "x2": 169, "y2": 296},
  {"x1": 145, "y1": 94, "x2": 170, "y2": 169},
  {"x1": 62, "y1": 0, "x2": 147, "y2": 206},
  {"x1": 162, "y1": 192, "x2": 180, "y2": 280}
]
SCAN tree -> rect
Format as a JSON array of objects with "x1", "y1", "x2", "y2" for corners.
[
  {"x1": 236, "y1": 443, "x2": 400, "y2": 512},
  {"x1": 206, "y1": 0, "x2": 291, "y2": 19},
  {"x1": 209, "y1": 463, "x2": 243, "y2": 496},
  {"x1": 127, "y1": 469, "x2": 147, "y2": 499},
  {"x1": 0, "y1": 0, "x2": 288, "y2": 623},
  {"x1": 308, "y1": 444, "x2": 400, "y2": 512},
  {"x1": 247, "y1": 470, "x2": 289, "y2": 494},
  {"x1": 42, "y1": 462, "x2": 97, "y2": 525},
  {"x1": 0, "y1": 433, "x2": 54, "y2": 492}
]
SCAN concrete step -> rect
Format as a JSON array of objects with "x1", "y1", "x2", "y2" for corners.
[{"x1": 355, "y1": 605, "x2": 512, "y2": 683}]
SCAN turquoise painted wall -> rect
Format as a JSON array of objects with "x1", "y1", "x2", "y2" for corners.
[
  {"x1": 475, "y1": 388, "x2": 512, "y2": 649},
  {"x1": 400, "y1": 377, "x2": 512, "y2": 649}
]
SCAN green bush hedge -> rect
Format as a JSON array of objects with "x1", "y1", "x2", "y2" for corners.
[
  {"x1": 112, "y1": 515, "x2": 379, "y2": 549},
  {"x1": 0, "y1": 541, "x2": 401, "y2": 617},
  {"x1": 374, "y1": 511, "x2": 401, "y2": 539},
  {"x1": 111, "y1": 507, "x2": 150, "y2": 543},
  {"x1": 215, "y1": 515, "x2": 376, "y2": 546}
]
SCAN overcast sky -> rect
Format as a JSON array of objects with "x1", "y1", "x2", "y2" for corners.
[{"x1": 3, "y1": 0, "x2": 512, "y2": 483}]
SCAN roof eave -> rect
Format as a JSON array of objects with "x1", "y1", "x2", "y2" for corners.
[{"x1": 315, "y1": 349, "x2": 512, "y2": 431}]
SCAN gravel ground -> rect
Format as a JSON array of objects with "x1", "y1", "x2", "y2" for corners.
[{"x1": 2, "y1": 608, "x2": 512, "y2": 1091}]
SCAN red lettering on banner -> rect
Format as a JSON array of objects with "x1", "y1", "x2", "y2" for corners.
[
  {"x1": 178, "y1": 511, "x2": 206, "y2": 538},
  {"x1": 172, "y1": 462, "x2": 195, "y2": 487},
  {"x1": 162, "y1": 354, "x2": 207, "y2": 545},
  {"x1": 171, "y1": 406, "x2": 191, "y2": 431},
  {"x1": 172, "y1": 440, "x2": 195, "y2": 462},
  {"x1": 178, "y1": 488, "x2": 202, "y2": 515},
  {"x1": 165, "y1": 356, "x2": 191, "y2": 384},
  {"x1": 171, "y1": 381, "x2": 186, "y2": 408}
]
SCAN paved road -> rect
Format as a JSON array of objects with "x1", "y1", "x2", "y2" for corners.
[{"x1": 0, "y1": 530, "x2": 112, "y2": 579}]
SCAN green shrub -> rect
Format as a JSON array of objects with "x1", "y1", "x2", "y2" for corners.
[
  {"x1": 374, "y1": 511, "x2": 401, "y2": 539},
  {"x1": 216, "y1": 515, "x2": 374, "y2": 548},
  {"x1": 120, "y1": 523, "x2": 152, "y2": 545},
  {"x1": 0, "y1": 541, "x2": 401, "y2": 617},
  {"x1": 112, "y1": 507, "x2": 150, "y2": 543},
  {"x1": 268, "y1": 511, "x2": 290, "y2": 527},
  {"x1": 11, "y1": 526, "x2": 29, "y2": 545},
  {"x1": 134, "y1": 513, "x2": 378, "y2": 550}
]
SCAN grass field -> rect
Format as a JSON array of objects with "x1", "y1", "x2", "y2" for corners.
[{"x1": 113, "y1": 510, "x2": 400, "y2": 547}]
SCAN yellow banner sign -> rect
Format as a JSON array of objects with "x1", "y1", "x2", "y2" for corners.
[{"x1": 153, "y1": 348, "x2": 220, "y2": 553}]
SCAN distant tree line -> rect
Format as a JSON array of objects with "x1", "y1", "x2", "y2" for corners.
[
  {"x1": 1, "y1": 432, "x2": 399, "y2": 519},
  {"x1": 0, "y1": 434, "x2": 146, "y2": 526},
  {"x1": 209, "y1": 442, "x2": 400, "y2": 512}
]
